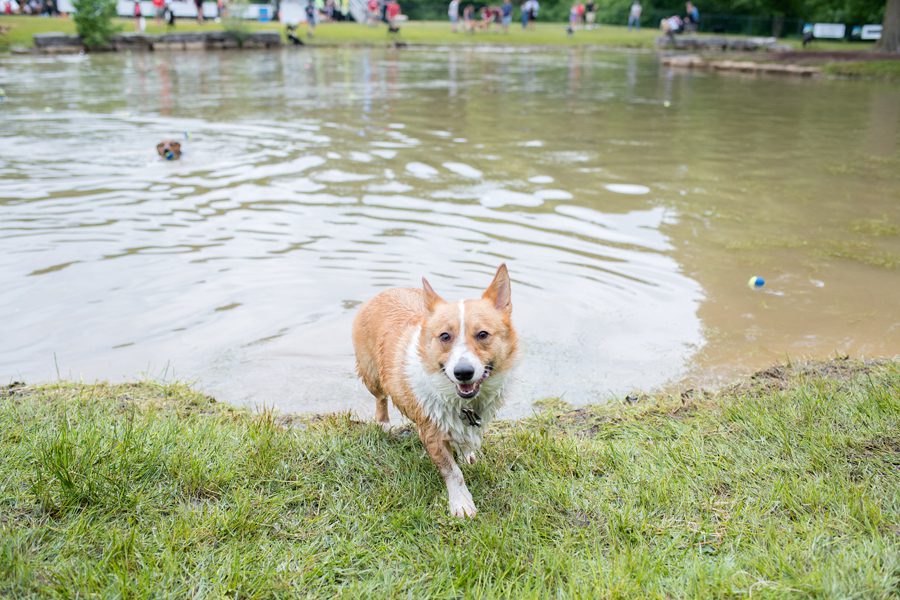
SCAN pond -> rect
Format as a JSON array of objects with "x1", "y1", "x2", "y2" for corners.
[{"x1": 1, "y1": 47, "x2": 898, "y2": 417}]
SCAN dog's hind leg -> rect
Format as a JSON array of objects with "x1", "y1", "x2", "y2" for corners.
[
  {"x1": 374, "y1": 395, "x2": 390, "y2": 431},
  {"x1": 354, "y1": 349, "x2": 390, "y2": 430},
  {"x1": 361, "y1": 375, "x2": 390, "y2": 431}
]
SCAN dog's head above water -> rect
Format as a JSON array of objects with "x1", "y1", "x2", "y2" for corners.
[{"x1": 419, "y1": 264, "x2": 518, "y2": 400}]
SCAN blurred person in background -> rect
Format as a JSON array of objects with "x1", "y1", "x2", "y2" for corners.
[
  {"x1": 628, "y1": 1, "x2": 641, "y2": 30},
  {"x1": 449, "y1": 0, "x2": 460, "y2": 32}
]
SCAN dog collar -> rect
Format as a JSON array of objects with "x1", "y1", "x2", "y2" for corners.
[{"x1": 460, "y1": 407, "x2": 482, "y2": 427}]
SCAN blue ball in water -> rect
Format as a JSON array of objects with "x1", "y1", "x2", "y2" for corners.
[
  {"x1": 747, "y1": 276, "x2": 765, "y2": 289},
  {"x1": 165, "y1": 150, "x2": 175, "y2": 160}
]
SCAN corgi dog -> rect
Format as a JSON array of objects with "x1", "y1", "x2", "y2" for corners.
[{"x1": 352, "y1": 264, "x2": 518, "y2": 518}]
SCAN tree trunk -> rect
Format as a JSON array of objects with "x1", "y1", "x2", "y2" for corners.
[{"x1": 879, "y1": 0, "x2": 900, "y2": 53}]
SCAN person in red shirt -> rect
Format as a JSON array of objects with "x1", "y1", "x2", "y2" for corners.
[
  {"x1": 386, "y1": 0, "x2": 400, "y2": 25},
  {"x1": 479, "y1": 6, "x2": 491, "y2": 31},
  {"x1": 152, "y1": 0, "x2": 165, "y2": 25}
]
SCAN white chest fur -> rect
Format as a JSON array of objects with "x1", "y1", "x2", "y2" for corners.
[{"x1": 404, "y1": 326, "x2": 507, "y2": 457}]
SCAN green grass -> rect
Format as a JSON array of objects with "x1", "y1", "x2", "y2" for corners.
[
  {"x1": 0, "y1": 15, "x2": 888, "y2": 53},
  {"x1": 1, "y1": 358, "x2": 898, "y2": 597},
  {"x1": 852, "y1": 216, "x2": 900, "y2": 237},
  {"x1": 823, "y1": 60, "x2": 900, "y2": 81},
  {"x1": 306, "y1": 19, "x2": 662, "y2": 47},
  {"x1": 820, "y1": 241, "x2": 899, "y2": 269},
  {"x1": 0, "y1": 15, "x2": 286, "y2": 49},
  {"x1": 2, "y1": 15, "x2": 885, "y2": 52},
  {"x1": 0, "y1": 15, "x2": 664, "y2": 49},
  {"x1": 781, "y1": 39, "x2": 883, "y2": 52}
]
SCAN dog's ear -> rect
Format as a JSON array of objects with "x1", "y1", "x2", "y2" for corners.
[
  {"x1": 422, "y1": 277, "x2": 444, "y2": 312},
  {"x1": 482, "y1": 263, "x2": 511, "y2": 312}
]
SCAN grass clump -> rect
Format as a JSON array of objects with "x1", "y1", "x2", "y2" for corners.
[
  {"x1": 852, "y1": 216, "x2": 900, "y2": 238},
  {"x1": 821, "y1": 240, "x2": 899, "y2": 269},
  {"x1": 1, "y1": 359, "x2": 898, "y2": 597},
  {"x1": 823, "y1": 60, "x2": 900, "y2": 81}
]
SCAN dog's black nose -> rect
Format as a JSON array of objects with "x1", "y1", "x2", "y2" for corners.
[{"x1": 453, "y1": 363, "x2": 476, "y2": 382}]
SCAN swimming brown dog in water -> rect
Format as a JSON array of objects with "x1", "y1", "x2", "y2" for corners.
[{"x1": 156, "y1": 140, "x2": 182, "y2": 160}]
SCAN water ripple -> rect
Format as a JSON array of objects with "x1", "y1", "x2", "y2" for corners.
[{"x1": 0, "y1": 48, "x2": 712, "y2": 416}]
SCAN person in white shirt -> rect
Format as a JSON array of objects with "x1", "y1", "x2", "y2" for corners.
[
  {"x1": 527, "y1": 0, "x2": 538, "y2": 29},
  {"x1": 448, "y1": 0, "x2": 460, "y2": 32},
  {"x1": 628, "y1": 1, "x2": 642, "y2": 30}
]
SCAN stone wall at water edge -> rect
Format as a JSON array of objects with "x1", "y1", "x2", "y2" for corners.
[{"x1": 32, "y1": 31, "x2": 283, "y2": 53}]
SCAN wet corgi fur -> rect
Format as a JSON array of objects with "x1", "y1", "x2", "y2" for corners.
[{"x1": 352, "y1": 264, "x2": 518, "y2": 518}]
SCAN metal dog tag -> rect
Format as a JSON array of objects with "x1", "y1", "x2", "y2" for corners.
[{"x1": 461, "y1": 407, "x2": 482, "y2": 427}]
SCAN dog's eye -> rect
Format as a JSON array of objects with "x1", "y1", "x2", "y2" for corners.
[
  {"x1": 476, "y1": 331, "x2": 490, "y2": 341},
  {"x1": 439, "y1": 332, "x2": 452, "y2": 343}
]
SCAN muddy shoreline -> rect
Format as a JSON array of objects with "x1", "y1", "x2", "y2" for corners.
[{"x1": 5, "y1": 357, "x2": 895, "y2": 420}]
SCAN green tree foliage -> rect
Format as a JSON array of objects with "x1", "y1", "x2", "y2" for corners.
[{"x1": 72, "y1": 0, "x2": 119, "y2": 48}]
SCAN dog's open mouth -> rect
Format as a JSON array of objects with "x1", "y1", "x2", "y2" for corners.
[
  {"x1": 452, "y1": 364, "x2": 493, "y2": 399},
  {"x1": 455, "y1": 381, "x2": 481, "y2": 399}
]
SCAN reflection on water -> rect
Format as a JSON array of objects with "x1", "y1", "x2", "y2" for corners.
[{"x1": 1, "y1": 48, "x2": 898, "y2": 417}]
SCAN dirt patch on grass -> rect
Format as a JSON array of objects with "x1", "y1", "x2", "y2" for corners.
[
  {"x1": 0, "y1": 381, "x2": 28, "y2": 397},
  {"x1": 852, "y1": 436, "x2": 900, "y2": 457},
  {"x1": 551, "y1": 357, "x2": 893, "y2": 438},
  {"x1": 552, "y1": 388, "x2": 711, "y2": 437},
  {"x1": 845, "y1": 435, "x2": 900, "y2": 482},
  {"x1": 553, "y1": 407, "x2": 617, "y2": 436},
  {"x1": 729, "y1": 356, "x2": 890, "y2": 396}
]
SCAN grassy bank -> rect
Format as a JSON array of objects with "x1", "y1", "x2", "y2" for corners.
[
  {"x1": 1, "y1": 359, "x2": 898, "y2": 597},
  {"x1": 0, "y1": 15, "x2": 285, "y2": 49},
  {"x1": 823, "y1": 60, "x2": 900, "y2": 81},
  {"x1": 0, "y1": 15, "x2": 875, "y2": 51}
]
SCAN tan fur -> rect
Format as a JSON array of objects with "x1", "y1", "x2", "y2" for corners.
[
  {"x1": 352, "y1": 265, "x2": 518, "y2": 517},
  {"x1": 155, "y1": 140, "x2": 182, "y2": 159}
]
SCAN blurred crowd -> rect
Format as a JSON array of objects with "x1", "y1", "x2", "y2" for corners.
[{"x1": 4, "y1": 0, "x2": 60, "y2": 15}]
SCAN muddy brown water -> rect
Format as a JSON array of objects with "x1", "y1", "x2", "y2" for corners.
[{"x1": 1, "y1": 48, "x2": 898, "y2": 417}]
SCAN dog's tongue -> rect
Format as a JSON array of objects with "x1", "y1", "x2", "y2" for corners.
[{"x1": 458, "y1": 382, "x2": 477, "y2": 393}]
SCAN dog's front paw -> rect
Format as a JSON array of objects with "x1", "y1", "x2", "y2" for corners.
[
  {"x1": 448, "y1": 485, "x2": 477, "y2": 518},
  {"x1": 463, "y1": 451, "x2": 477, "y2": 465}
]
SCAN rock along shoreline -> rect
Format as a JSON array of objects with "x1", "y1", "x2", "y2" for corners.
[{"x1": 32, "y1": 30, "x2": 282, "y2": 53}]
